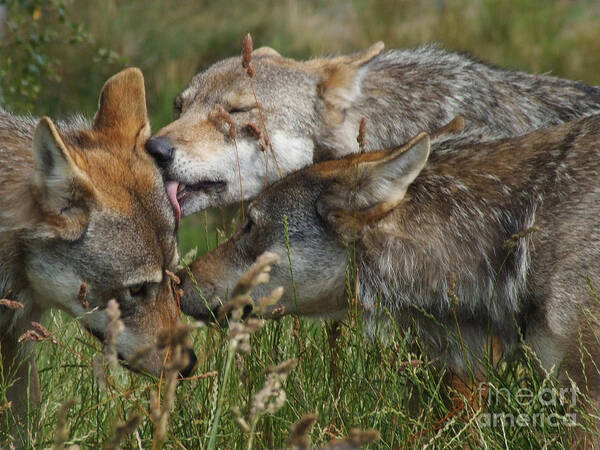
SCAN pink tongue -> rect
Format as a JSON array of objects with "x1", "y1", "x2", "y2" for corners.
[{"x1": 165, "y1": 181, "x2": 181, "y2": 229}]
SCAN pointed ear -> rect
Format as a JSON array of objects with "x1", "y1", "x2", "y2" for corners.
[
  {"x1": 32, "y1": 117, "x2": 92, "y2": 214},
  {"x1": 93, "y1": 67, "x2": 150, "y2": 143},
  {"x1": 253, "y1": 46, "x2": 281, "y2": 58},
  {"x1": 318, "y1": 133, "x2": 430, "y2": 234},
  {"x1": 308, "y1": 42, "x2": 384, "y2": 111}
]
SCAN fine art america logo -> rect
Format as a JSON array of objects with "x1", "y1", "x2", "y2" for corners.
[{"x1": 478, "y1": 382, "x2": 577, "y2": 428}]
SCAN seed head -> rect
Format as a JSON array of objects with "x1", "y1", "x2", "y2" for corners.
[
  {"x1": 242, "y1": 33, "x2": 255, "y2": 77},
  {"x1": 245, "y1": 122, "x2": 262, "y2": 140},
  {"x1": 242, "y1": 33, "x2": 253, "y2": 69},
  {"x1": 357, "y1": 117, "x2": 367, "y2": 153},
  {"x1": 0, "y1": 299, "x2": 24, "y2": 309},
  {"x1": 209, "y1": 104, "x2": 237, "y2": 140},
  {"x1": 287, "y1": 413, "x2": 318, "y2": 449},
  {"x1": 105, "y1": 299, "x2": 124, "y2": 369}
]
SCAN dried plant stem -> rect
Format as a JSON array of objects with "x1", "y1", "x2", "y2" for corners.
[
  {"x1": 232, "y1": 138, "x2": 245, "y2": 220},
  {"x1": 207, "y1": 342, "x2": 236, "y2": 450},
  {"x1": 248, "y1": 79, "x2": 282, "y2": 181},
  {"x1": 247, "y1": 416, "x2": 259, "y2": 450}
]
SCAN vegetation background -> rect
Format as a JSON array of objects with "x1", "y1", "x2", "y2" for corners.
[{"x1": 1, "y1": 0, "x2": 600, "y2": 448}]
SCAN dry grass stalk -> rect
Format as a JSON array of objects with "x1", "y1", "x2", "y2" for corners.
[
  {"x1": 165, "y1": 269, "x2": 180, "y2": 285},
  {"x1": 231, "y1": 252, "x2": 280, "y2": 298},
  {"x1": 18, "y1": 321, "x2": 58, "y2": 344},
  {"x1": 93, "y1": 353, "x2": 106, "y2": 390},
  {"x1": 504, "y1": 225, "x2": 538, "y2": 249},
  {"x1": 232, "y1": 406, "x2": 251, "y2": 432},
  {"x1": 229, "y1": 318, "x2": 266, "y2": 354},
  {"x1": 156, "y1": 321, "x2": 196, "y2": 351},
  {"x1": 240, "y1": 33, "x2": 282, "y2": 181},
  {"x1": 245, "y1": 122, "x2": 268, "y2": 152},
  {"x1": 241, "y1": 33, "x2": 254, "y2": 76},
  {"x1": 182, "y1": 370, "x2": 217, "y2": 381},
  {"x1": 209, "y1": 103, "x2": 244, "y2": 218},
  {"x1": 104, "y1": 299, "x2": 124, "y2": 369},
  {"x1": 287, "y1": 413, "x2": 318, "y2": 449},
  {"x1": 150, "y1": 321, "x2": 196, "y2": 449},
  {"x1": 250, "y1": 358, "x2": 297, "y2": 419},
  {"x1": 104, "y1": 414, "x2": 141, "y2": 450},
  {"x1": 255, "y1": 286, "x2": 284, "y2": 314},
  {"x1": 324, "y1": 428, "x2": 381, "y2": 449},
  {"x1": 52, "y1": 398, "x2": 76, "y2": 450},
  {"x1": 151, "y1": 344, "x2": 189, "y2": 449},
  {"x1": 357, "y1": 117, "x2": 367, "y2": 153},
  {"x1": 271, "y1": 305, "x2": 286, "y2": 319},
  {"x1": 77, "y1": 281, "x2": 88, "y2": 309},
  {"x1": 218, "y1": 294, "x2": 253, "y2": 321},
  {"x1": 0, "y1": 299, "x2": 24, "y2": 309},
  {"x1": 0, "y1": 401, "x2": 12, "y2": 414},
  {"x1": 398, "y1": 359, "x2": 423, "y2": 371}
]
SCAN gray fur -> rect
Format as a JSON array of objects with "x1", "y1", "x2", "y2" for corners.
[
  {"x1": 181, "y1": 114, "x2": 600, "y2": 404},
  {"x1": 155, "y1": 44, "x2": 600, "y2": 215}
]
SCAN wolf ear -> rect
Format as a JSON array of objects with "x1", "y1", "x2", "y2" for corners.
[
  {"x1": 33, "y1": 117, "x2": 90, "y2": 213},
  {"x1": 319, "y1": 132, "x2": 430, "y2": 235},
  {"x1": 93, "y1": 67, "x2": 150, "y2": 144},
  {"x1": 309, "y1": 42, "x2": 384, "y2": 111}
]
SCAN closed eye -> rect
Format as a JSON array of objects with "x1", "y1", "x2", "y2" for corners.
[{"x1": 229, "y1": 105, "x2": 256, "y2": 114}]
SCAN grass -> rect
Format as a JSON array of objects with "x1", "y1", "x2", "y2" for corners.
[
  {"x1": 1, "y1": 295, "x2": 597, "y2": 447},
  {"x1": 2, "y1": 218, "x2": 599, "y2": 447}
]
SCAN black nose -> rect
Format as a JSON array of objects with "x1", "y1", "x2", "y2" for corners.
[
  {"x1": 145, "y1": 136, "x2": 175, "y2": 166},
  {"x1": 178, "y1": 348, "x2": 198, "y2": 379}
]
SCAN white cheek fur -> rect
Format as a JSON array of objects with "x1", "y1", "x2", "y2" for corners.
[{"x1": 170, "y1": 131, "x2": 314, "y2": 213}]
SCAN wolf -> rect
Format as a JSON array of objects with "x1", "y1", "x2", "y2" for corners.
[
  {"x1": 180, "y1": 114, "x2": 600, "y2": 442},
  {"x1": 0, "y1": 68, "x2": 196, "y2": 418},
  {"x1": 146, "y1": 42, "x2": 600, "y2": 218}
]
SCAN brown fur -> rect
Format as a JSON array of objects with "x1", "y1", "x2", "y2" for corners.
[
  {"x1": 0, "y1": 69, "x2": 193, "y2": 423},
  {"x1": 181, "y1": 115, "x2": 600, "y2": 443}
]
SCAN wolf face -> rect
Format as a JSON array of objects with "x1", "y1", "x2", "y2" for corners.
[
  {"x1": 148, "y1": 43, "x2": 600, "y2": 217},
  {"x1": 1, "y1": 68, "x2": 196, "y2": 379},
  {"x1": 147, "y1": 44, "x2": 384, "y2": 217},
  {"x1": 179, "y1": 132, "x2": 431, "y2": 322}
]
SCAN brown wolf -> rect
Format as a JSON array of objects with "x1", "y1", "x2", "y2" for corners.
[
  {"x1": 146, "y1": 42, "x2": 600, "y2": 217},
  {"x1": 0, "y1": 68, "x2": 196, "y2": 416},
  {"x1": 180, "y1": 114, "x2": 600, "y2": 439}
]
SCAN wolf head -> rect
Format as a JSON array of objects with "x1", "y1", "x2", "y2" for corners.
[
  {"x1": 24, "y1": 68, "x2": 195, "y2": 376},
  {"x1": 146, "y1": 42, "x2": 385, "y2": 217},
  {"x1": 179, "y1": 132, "x2": 430, "y2": 321}
]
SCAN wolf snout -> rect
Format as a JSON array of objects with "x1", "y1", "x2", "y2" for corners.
[
  {"x1": 179, "y1": 347, "x2": 198, "y2": 379},
  {"x1": 145, "y1": 135, "x2": 175, "y2": 166}
]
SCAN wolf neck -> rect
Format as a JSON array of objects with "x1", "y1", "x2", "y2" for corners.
[
  {"x1": 317, "y1": 47, "x2": 600, "y2": 159},
  {"x1": 355, "y1": 131, "x2": 563, "y2": 329}
]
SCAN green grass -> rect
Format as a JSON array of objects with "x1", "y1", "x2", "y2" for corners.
[
  {"x1": 2, "y1": 212, "x2": 599, "y2": 448},
  {"x1": 1, "y1": 290, "x2": 597, "y2": 448}
]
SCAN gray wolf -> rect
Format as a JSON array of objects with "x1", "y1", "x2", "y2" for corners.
[
  {"x1": 146, "y1": 42, "x2": 600, "y2": 217},
  {"x1": 180, "y1": 114, "x2": 600, "y2": 441},
  {"x1": 0, "y1": 68, "x2": 196, "y2": 416}
]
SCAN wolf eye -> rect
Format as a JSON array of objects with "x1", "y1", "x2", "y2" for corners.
[
  {"x1": 229, "y1": 105, "x2": 255, "y2": 114},
  {"x1": 128, "y1": 283, "x2": 147, "y2": 298}
]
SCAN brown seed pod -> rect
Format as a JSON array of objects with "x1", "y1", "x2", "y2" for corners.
[
  {"x1": 242, "y1": 33, "x2": 253, "y2": 69},
  {"x1": 357, "y1": 117, "x2": 367, "y2": 153}
]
